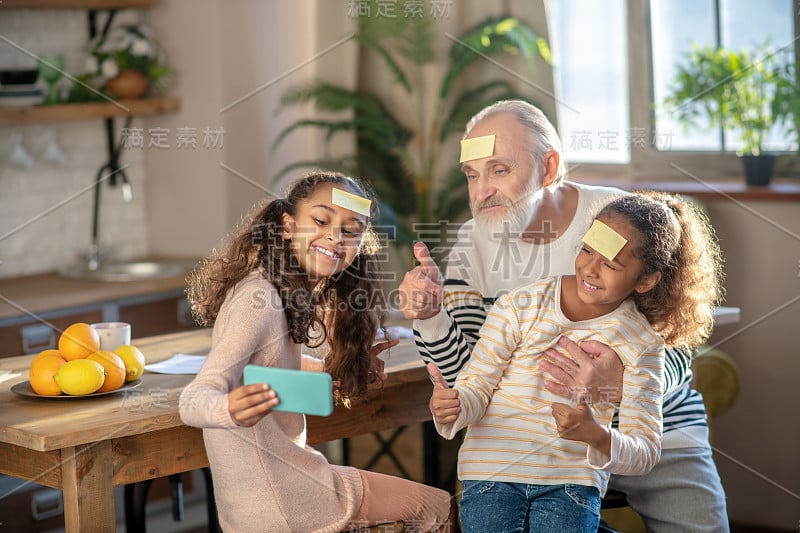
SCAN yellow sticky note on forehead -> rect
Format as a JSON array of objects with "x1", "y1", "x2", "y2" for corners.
[
  {"x1": 582, "y1": 220, "x2": 628, "y2": 261},
  {"x1": 460, "y1": 134, "x2": 495, "y2": 162},
  {"x1": 332, "y1": 188, "x2": 371, "y2": 217}
]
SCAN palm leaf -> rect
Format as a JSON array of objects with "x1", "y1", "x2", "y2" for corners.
[
  {"x1": 278, "y1": 81, "x2": 412, "y2": 150},
  {"x1": 392, "y1": 7, "x2": 434, "y2": 66},
  {"x1": 356, "y1": 0, "x2": 434, "y2": 67},
  {"x1": 438, "y1": 81, "x2": 539, "y2": 141},
  {"x1": 272, "y1": 157, "x2": 358, "y2": 185},
  {"x1": 356, "y1": 138, "x2": 417, "y2": 217},
  {"x1": 272, "y1": 119, "x2": 356, "y2": 150},
  {"x1": 433, "y1": 166, "x2": 471, "y2": 223},
  {"x1": 372, "y1": 200, "x2": 414, "y2": 248},
  {"x1": 279, "y1": 82, "x2": 362, "y2": 113},
  {"x1": 355, "y1": 36, "x2": 412, "y2": 93},
  {"x1": 440, "y1": 17, "x2": 549, "y2": 100}
]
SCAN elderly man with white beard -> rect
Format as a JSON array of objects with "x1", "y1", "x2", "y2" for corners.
[{"x1": 398, "y1": 100, "x2": 729, "y2": 532}]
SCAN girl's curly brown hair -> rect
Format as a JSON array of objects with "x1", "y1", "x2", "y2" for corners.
[
  {"x1": 598, "y1": 191, "x2": 724, "y2": 348},
  {"x1": 187, "y1": 171, "x2": 386, "y2": 403}
]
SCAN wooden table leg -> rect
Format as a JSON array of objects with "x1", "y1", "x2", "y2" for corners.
[{"x1": 61, "y1": 441, "x2": 116, "y2": 533}]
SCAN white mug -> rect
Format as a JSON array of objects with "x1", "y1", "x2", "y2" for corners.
[{"x1": 91, "y1": 322, "x2": 132, "y2": 351}]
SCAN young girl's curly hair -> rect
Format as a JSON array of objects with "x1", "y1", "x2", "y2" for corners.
[
  {"x1": 598, "y1": 191, "x2": 724, "y2": 348},
  {"x1": 187, "y1": 171, "x2": 386, "y2": 402}
]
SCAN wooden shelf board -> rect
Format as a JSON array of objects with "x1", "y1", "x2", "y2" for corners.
[
  {"x1": 0, "y1": 0, "x2": 155, "y2": 8},
  {"x1": 0, "y1": 97, "x2": 180, "y2": 124}
]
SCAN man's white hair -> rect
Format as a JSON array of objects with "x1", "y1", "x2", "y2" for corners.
[{"x1": 464, "y1": 100, "x2": 567, "y2": 185}]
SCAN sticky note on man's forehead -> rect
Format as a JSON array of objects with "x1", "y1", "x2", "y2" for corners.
[
  {"x1": 332, "y1": 188, "x2": 371, "y2": 217},
  {"x1": 582, "y1": 220, "x2": 628, "y2": 261},
  {"x1": 460, "y1": 134, "x2": 495, "y2": 163}
]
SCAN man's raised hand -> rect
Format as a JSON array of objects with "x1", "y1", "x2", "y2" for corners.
[
  {"x1": 398, "y1": 242, "x2": 444, "y2": 320},
  {"x1": 428, "y1": 362, "x2": 460, "y2": 424}
]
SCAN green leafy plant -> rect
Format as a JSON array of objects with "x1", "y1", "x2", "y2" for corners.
[
  {"x1": 664, "y1": 43, "x2": 797, "y2": 156},
  {"x1": 274, "y1": 7, "x2": 550, "y2": 253}
]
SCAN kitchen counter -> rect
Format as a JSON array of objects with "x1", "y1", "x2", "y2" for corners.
[
  {"x1": 0, "y1": 264, "x2": 199, "y2": 356},
  {"x1": 0, "y1": 267, "x2": 193, "y2": 321}
]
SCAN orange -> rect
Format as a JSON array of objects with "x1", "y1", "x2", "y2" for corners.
[
  {"x1": 29, "y1": 353, "x2": 66, "y2": 396},
  {"x1": 31, "y1": 349, "x2": 66, "y2": 365},
  {"x1": 113, "y1": 344, "x2": 145, "y2": 381},
  {"x1": 87, "y1": 350, "x2": 126, "y2": 392},
  {"x1": 58, "y1": 323, "x2": 101, "y2": 361}
]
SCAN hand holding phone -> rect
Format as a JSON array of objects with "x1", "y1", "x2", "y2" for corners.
[{"x1": 243, "y1": 365, "x2": 334, "y2": 416}]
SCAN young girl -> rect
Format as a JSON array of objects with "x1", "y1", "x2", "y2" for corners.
[
  {"x1": 180, "y1": 171, "x2": 452, "y2": 532},
  {"x1": 429, "y1": 191, "x2": 722, "y2": 533}
]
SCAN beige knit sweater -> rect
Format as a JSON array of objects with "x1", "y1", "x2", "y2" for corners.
[{"x1": 179, "y1": 272, "x2": 363, "y2": 532}]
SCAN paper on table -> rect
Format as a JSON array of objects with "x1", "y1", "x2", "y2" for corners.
[
  {"x1": 0, "y1": 370, "x2": 21, "y2": 385},
  {"x1": 376, "y1": 325, "x2": 414, "y2": 340},
  {"x1": 144, "y1": 354, "x2": 207, "y2": 375}
]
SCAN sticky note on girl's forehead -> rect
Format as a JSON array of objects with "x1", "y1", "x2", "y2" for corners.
[
  {"x1": 332, "y1": 188, "x2": 371, "y2": 217},
  {"x1": 460, "y1": 134, "x2": 495, "y2": 162},
  {"x1": 582, "y1": 220, "x2": 628, "y2": 260}
]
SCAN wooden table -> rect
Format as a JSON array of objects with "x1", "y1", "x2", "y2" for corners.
[{"x1": 0, "y1": 329, "x2": 431, "y2": 533}]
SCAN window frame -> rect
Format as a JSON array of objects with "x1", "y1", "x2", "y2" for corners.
[{"x1": 569, "y1": 0, "x2": 800, "y2": 183}]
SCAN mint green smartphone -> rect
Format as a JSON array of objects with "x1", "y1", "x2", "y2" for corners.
[{"x1": 242, "y1": 365, "x2": 333, "y2": 416}]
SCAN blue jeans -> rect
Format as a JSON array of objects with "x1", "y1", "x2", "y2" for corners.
[{"x1": 459, "y1": 480, "x2": 601, "y2": 533}]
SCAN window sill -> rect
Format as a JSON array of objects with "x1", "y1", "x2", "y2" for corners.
[{"x1": 581, "y1": 177, "x2": 800, "y2": 202}]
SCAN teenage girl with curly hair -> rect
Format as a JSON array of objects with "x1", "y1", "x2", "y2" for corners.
[
  {"x1": 429, "y1": 191, "x2": 723, "y2": 533},
  {"x1": 181, "y1": 171, "x2": 452, "y2": 532}
]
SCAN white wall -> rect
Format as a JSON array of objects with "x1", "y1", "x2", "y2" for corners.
[
  {"x1": 704, "y1": 199, "x2": 800, "y2": 529},
  {"x1": 146, "y1": 0, "x2": 356, "y2": 257},
  {"x1": 0, "y1": 10, "x2": 149, "y2": 276}
]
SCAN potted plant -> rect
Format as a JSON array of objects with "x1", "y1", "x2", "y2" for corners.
[
  {"x1": 664, "y1": 44, "x2": 797, "y2": 186},
  {"x1": 76, "y1": 24, "x2": 173, "y2": 100},
  {"x1": 274, "y1": 8, "x2": 550, "y2": 257}
]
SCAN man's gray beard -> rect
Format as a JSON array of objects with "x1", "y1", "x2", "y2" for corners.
[{"x1": 473, "y1": 189, "x2": 543, "y2": 241}]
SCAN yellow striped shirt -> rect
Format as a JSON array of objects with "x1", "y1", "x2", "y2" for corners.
[{"x1": 435, "y1": 277, "x2": 664, "y2": 493}]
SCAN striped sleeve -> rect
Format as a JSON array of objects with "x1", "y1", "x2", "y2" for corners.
[
  {"x1": 662, "y1": 345, "x2": 693, "y2": 394},
  {"x1": 589, "y1": 342, "x2": 664, "y2": 475},
  {"x1": 413, "y1": 278, "x2": 488, "y2": 386},
  {"x1": 433, "y1": 295, "x2": 520, "y2": 439},
  {"x1": 415, "y1": 281, "x2": 692, "y2": 401}
]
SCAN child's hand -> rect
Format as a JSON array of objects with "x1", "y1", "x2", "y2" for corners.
[
  {"x1": 228, "y1": 383, "x2": 279, "y2": 427},
  {"x1": 428, "y1": 362, "x2": 460, "y2": 424},
  {"x1": 551, "y1": 397, "x2": 610, "y2": 454}
]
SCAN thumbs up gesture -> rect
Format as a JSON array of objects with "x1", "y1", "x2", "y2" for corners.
[
  {"x1": 428, "y1": 363, "x2": 461, "y2": 424},
  {"x1": 398, "y1": 242, "x2": 444, "y2": 320}
]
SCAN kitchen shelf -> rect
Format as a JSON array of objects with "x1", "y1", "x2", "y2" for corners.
[
  {"x1": 0, "y1": 97, "x2": 180, "y2": 125},
  {"x1": 0, "y1": 0, "x2": 155, "y2": 8}
]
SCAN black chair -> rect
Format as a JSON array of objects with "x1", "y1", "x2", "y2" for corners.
[{"x1": 123, "y1": 467, "x2": 219, "y2": 533}]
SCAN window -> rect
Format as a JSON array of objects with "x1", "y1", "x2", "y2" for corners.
[
  {"x1": 549, "y1": 0, "x2": 797, "y2": 169},
  {"x1": 651, "y1": 0, "x2": 795, "y2": 152},
  {"x1": 550, "y1": 0, "x2": 630, "y2": 164}
]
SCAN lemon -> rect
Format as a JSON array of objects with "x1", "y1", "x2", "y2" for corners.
[
  {"x1": 54, "y1": 359, "x2": 106, "y2": 396},
  {"x1": 114, "y1": 345, "x2": 145, "y2": 381}
]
